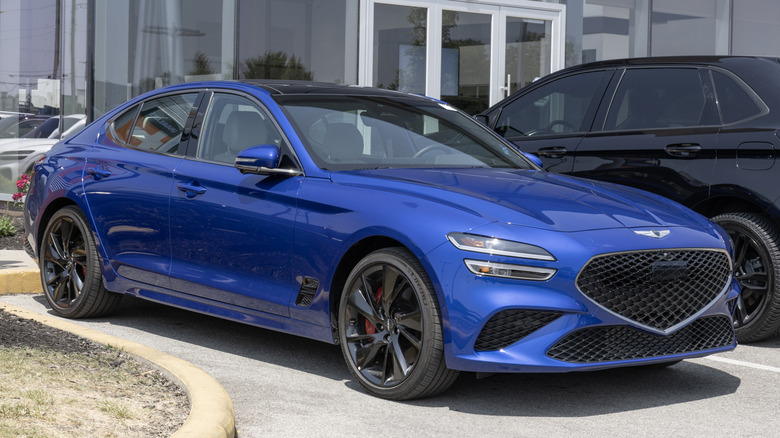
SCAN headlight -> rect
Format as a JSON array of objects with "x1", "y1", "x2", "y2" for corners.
[
  {"x1": 464, "y1": 259, "x2": 556, "y2": 281},
  {"x1": 447, "y1": 232, "x2": 556, "y2": 261}
]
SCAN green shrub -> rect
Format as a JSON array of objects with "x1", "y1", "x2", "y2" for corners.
[{"x1": 0, "y1": 215, "x2": 16, "y2": 237}]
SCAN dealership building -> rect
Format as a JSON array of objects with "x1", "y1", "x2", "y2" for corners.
[{"x1": 0, "y1": 0, "x2": 778, "y2": 196}]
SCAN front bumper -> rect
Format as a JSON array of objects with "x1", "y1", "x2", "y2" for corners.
[{"x1": 427, "y1": 225, "x2": 738, "y2": 373}]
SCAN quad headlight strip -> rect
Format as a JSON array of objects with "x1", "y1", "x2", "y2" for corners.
[{"x1": 448, "y1": 232, "x2": 557, "y2": 281}]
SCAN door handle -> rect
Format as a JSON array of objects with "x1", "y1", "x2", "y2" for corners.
[
  {"x1": 665, "y1": 144, "x2": 701, "y2": 158},
  {"x1": 537, "y1": 146, "x2": 568, "y2": 159},
  {"x1": 86, "y1": 167, "x2": 111, "y2": 180},
  {"x1": 177, "y1": 182, "x2": 207, "y2": 198}
]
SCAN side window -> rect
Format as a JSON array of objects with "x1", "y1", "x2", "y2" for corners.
[
  {"x1": 494, "y1": 71, "x2": 608, "y2": 137},
  {"x1": 111, "y1": 104, "x2": 139, "y2": 144},
  {"x1": 712, "y1": 70, "x2": 763, "y2": 124},
  {"x1": 604, "y1": 68, "x2": 707, "y2": 131},
  {"x1": 198, "y1": 93, "x2": 283, "y2": 164},
  {"x1": 124, "y1": 93, "x2": 197, "y2": 153}
]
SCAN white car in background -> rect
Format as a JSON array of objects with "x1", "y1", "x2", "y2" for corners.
[{"x1": 0, "y1": 114, "x2": 86, "y2": 183}]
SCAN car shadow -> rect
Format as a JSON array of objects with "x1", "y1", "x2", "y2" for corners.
[{"x1": 33, "y1": 294, "x2": 742, "y2": 416}]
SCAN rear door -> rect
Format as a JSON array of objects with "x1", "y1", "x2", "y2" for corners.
[
  {"x1": 571, "y1": 67, "x2": 720, "y2": 207},
  {"x1": 83, "y1": 92, "x2": 198, "y2": 288},
  {"x1": 489, "y1": 69, "x2": 613, "y2": 173}
]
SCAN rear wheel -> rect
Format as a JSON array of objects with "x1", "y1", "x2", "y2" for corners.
[
  {"x1": 338, "y1": 248, "x2": 459, "y2": 400},
  {"x1": 712, "y1": 212, "x2": 780, "y2": 342},
  {"x1": 39, "y1": 206, "x2": 122, "y2": 318}
]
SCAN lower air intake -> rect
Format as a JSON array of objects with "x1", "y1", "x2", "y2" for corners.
[
  {"x1": 546, "y1": 315, "x2": 734, "y2": 363},
  {"x1": 475, "y1": 309, "x2": 562, "y2": 351}
]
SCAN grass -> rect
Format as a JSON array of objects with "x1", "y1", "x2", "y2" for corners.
[{"x1": 0, "y1": 346, "x2": 187, "y2": 437}]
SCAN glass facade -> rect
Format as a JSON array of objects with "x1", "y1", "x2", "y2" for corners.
[
  {"x1": 566, "y1": 0, "x2": 780, "y2": 67},
  {"x1": 1, "y1": 0, "x2": 779, "y2": 199}
]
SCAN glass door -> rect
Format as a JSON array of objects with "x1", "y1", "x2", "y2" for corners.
[{"x1": 363, "y1": 0, "x2": 565, "y2": 113}]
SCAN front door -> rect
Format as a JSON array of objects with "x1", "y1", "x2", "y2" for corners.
[
  {"x1": 168, "y1": 92, "x2": 303, "y2": 316},
  {"x1": 364, "y1": 0, "x2": 565, "y2": 114}
]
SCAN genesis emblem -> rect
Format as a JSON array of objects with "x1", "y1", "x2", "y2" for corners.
[{"x1": 634, "y1": 229, "x2": 671, "y2": 239}]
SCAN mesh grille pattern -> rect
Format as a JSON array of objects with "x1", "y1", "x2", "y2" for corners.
[
  {"x1": 577, "y1": 250, "x2": 730, "y2": 330},
  {"x1": 546, "y1": 315, "x2": 734, "y2": 363},
  {"x1": 474, "y1": 310, "x2": 562, "y2": 351}
]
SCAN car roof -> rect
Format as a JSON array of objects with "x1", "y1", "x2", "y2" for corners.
[
  {"x1": 554, "y1": 55, "x2": 780, "y2": 75},
  {"x1": 238, "y1": 79, "x2": 412, "y2": 98}
]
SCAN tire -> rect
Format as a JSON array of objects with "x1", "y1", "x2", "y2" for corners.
[
  {"x1": 712, "y1": 212, "x2": 780, "y2": 342},
  {"x1": 338, "y1": 247, "x2": 459, "y2": 400},
  {"x1": 39, "y1": 206, "x2": 122, "y2": 318}
]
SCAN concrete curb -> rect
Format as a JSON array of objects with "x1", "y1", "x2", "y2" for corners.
[
  {"x1": 0, "y1": 268, "x2": 41, "y2": 294},
  {"x1": 0, "y1": 302, "x2": 236, "y2": 438}
]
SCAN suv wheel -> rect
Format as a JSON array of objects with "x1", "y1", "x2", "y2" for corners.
[{"x1": 712, "y1": 213, "x2": 780, "y2": 342}]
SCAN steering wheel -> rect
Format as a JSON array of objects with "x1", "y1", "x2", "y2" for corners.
[{"x1": 413, "y1": 144, "x2": 451, "y2": 158}]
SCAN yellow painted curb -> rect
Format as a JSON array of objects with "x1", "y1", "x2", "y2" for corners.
[
  {"x1": 0, "y1": 268, "x2": 41, "y2": 294},
  {"x1": 0, "y1": 302, "x2": 236, "y2": 438}
]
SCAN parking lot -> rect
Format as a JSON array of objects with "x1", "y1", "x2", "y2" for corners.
[{"x1": 1, "y1": 293, "x2": 777, "y2": 437}]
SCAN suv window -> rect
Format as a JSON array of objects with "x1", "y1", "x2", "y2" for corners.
[
  {"x1": 711, "y1": 70, "x2": 763, "y2": 124},
  {"x1": 604, "y1": 68, "x2": 707, "y2": 131},
  {"x1": 494, "y1": 71, "x2": 608, "y2": 137},
  {"x1": 114, "y1": 93, "x2": 197, "y2": 153}
]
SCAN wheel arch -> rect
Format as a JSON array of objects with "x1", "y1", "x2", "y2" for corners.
[
  {"x1": 35, "y1": 197, "x2": 78, "y2": 255},
  {"x1": 327, "y1": 235, "x2": 447, "y2": 341},
  {"x1": 328, "y1": 236, "x2": 406, "y2": 336},
  {"x1": 693, "y1": 193, "x2": 780, "y2": 228}
]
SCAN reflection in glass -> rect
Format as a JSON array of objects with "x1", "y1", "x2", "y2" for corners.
[
  {"x1": 94, "y1": 0, "x2": 233, "y2": 115},
  {"x1": 0, "y1": 0, "x2": 60, "y2": 196},
  {"x1": 651, "y1": 0, "x2": 729, "y2": 56},
  {"x1": 505, "y1": 17, "x2": 551, "y2": 94},
  {"x1": 580, "y1": 0, "x2": 650, "y2": 63},
  {"x1": 373, "y1": 4, "x2": 427, "y2": 94},
  {"x1": 238, "y1": 0, "x2": 358, "y2": 83},
  {"x1": 440, "y1": 11, "x2": 491, "y2": 115},
  {"x1": 733, "y1": 0, "x2": 780, "y2": 57}
]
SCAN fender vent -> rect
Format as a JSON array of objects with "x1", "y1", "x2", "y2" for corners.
[{"x1": 295, "y1": 277, "x2": 319, "y2": 307}]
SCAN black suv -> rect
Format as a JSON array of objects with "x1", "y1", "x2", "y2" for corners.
[{"x1": 478, "y1": 56, "x2": 780, "y2": 342}]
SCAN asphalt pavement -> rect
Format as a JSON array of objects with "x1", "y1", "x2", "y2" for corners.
[{"x1": 1, "y1": 250, "x2": 779, "y2": 437}]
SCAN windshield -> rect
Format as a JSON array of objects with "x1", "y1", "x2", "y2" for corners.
[{"x1": 275, "y1": 95, "x2": 533, "y2": 171}]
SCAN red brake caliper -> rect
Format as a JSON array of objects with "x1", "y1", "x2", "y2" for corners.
[{"x1": 364, "y1": 286, "x2": 383, "y2": 334}]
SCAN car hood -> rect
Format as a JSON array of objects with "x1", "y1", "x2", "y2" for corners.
[{"x1": 333, "y1": 168, "x2": 713, "y2": 232}]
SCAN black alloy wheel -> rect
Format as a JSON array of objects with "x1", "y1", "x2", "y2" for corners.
[
  {"x1": 40, "y1": 206, "x2": 122, "y2": 318},
  {"x1": 338, "y1": 247, "x2": 458, "y2": 400},
  {"x1": 712, "y1": 212, "x2": 780, "y2": 342}
]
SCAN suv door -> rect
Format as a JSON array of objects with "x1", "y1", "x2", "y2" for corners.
[
  {"x1": 486, "y1": 69, "x2": 613, "y2": 173},
  {"x1": 571, "y1": 67, "x2": 720, "y2": 207}
]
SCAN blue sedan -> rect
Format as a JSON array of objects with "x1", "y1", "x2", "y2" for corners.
[{"x1": 24, "y1": 81, "x2": 738, "y2": 399}]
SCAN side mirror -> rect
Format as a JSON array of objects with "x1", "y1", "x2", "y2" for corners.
[
  {"x1": 473, "y1": 114, "x2": 489, "y2": 126},
  {"x1": 521, "y1": 151, "x2": 544, "y2": 168},
  {"x1": 235, "y1": 144, "x2": 302, "y2": 176}
]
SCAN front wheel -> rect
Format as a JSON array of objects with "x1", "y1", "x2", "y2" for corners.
[
  {"x1": 712, "y1": 212, "x2": 780, "y2": 342},
  {"x1": 39, "y1": 206, "x2": 122, "y2": 318},
  {"x1": 338, "y1": 248, "x2": 459, "y2": 400}
]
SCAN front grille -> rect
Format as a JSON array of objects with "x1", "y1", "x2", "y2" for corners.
[
  {"x1": 474, "y1": 309, "x2": 562, "y2": 351},
  {"x1": 577, "y1": 249, "x2": 731, "y2": 330},
  {"x1": 546, "y1": 315, "x2": 734, "y2": 363}
]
